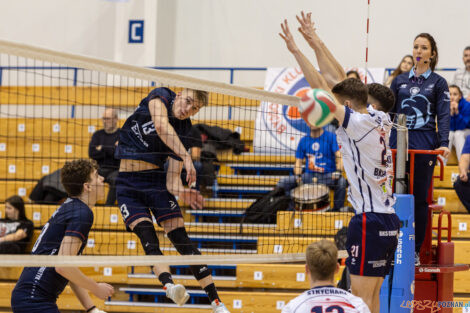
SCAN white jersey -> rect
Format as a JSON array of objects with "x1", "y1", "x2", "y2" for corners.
[
  {"x1": 336, "y1": 106, "x2": 395, "y2": 214},
  {"x1": 282, "y1": 286, "x2": 370, "y2": 313}
]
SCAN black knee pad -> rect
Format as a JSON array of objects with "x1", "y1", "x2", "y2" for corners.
[
  {"x1": 167, "y1": 227, "x2": 211, "y2": 280},
  {"x1": 133, "y1": 221, "x2": 163, "y2": 256}
]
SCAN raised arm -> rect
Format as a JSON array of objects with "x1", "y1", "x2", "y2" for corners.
[
  {"x1": 148, "y1": 98, "x2": 196, "y2": 185},
  {"x1": 279, "y1": 19, "x2": 345, "y2": 126},
  {"x1": 296, "y1": 11, "x2": 346, "y2": 87},
  {"x1": 279, "y1": 20, "x2": 329, "y2": 91}
]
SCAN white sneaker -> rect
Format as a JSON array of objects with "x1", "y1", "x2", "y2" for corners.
[
  {"x1": 211, "y1": 300, "x2": 230, "y2": 313},
  {"x1": 164, "y1": 283, "x2": 189, "y2": 306}
]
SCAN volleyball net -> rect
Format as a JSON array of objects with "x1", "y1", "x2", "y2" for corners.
[{"x1": 0, "y1": 39, "x2": 352, "y2": 267}]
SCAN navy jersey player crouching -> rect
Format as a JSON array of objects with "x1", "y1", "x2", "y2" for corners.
[
  {"x1": 282, "y1": 240, "x2": 370, "y2": 313},
  {"x1": 11, "y1": 159, "x2": 114, "y2": 313},
  {"x1": 115, "y1": 87, "x2": 229, "y2": 312}
]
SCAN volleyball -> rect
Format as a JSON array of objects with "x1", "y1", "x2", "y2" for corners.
[{"x1": 300, "y1": 88, "x2": 336, "y2": 127}]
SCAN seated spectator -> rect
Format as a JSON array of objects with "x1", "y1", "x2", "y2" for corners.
[
  {"x1": 346, "y1": 70, "x2": 361, "y2": 80},
  {"x1": 452, "y1": 46, "x2": 470, "y2": 101},
  {"x1": 384, "y1": 55, "x2": 414, "y2": 87},
  {"x1": 276, "y1": 124, "x2": 347, "y2": 212},
  {"x1": 89, "y1": 108, "x2": 120, "y2": 205},
  {"x1": 454, "y1": 135, "x2": 470, "y2": 213},
  {"x1": 448, "y1": 85, "x2": 470, "y2": 162},
  {"x1": 0, "y1": 196, "x2": 34, "y2": 254},
  {"x1": 282, "y1": 240, "x2": 370, "y2": 313}
]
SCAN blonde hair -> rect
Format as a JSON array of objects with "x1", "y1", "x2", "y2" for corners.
[{"x1": 306, "y1": 240, "x2": 338, "y2": 281}]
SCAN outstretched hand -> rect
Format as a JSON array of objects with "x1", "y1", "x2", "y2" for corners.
[
  {"x1": 180, "y1": 188, "x2": 204, "y2": 210},
  {"x1": 296, "y1": 11, "x2": 320, "y2": 46},
  {"x1": 279, "y1": 19, "x2": 299, "y2": 54}
]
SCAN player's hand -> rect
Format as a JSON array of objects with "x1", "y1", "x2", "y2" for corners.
[
  {"x1": 96, "y1": 145, "x2": 102, "y2": 151},
  {"x1": 183, "y1": 155, "x2": 197, "y2": 187},
  {"x1": 460, "y1": 170, "x2": 468, "y2": 182},
  {"x1": 279, "y1": 19, "x2": 300, "y2": 54},
  {"x1": 296, "y1": 11, "x2": 320, "y2": 46},
  {"x1": 435, "y1": 146, "x2": 450, "y2": 159},
  {"x1": 92, "y1": 283, "x2": 114, "y2": 300},
  {"x1": 466, "y1": 95, "x2": 470, "y2": 102},
  {"x1": 89, "y1": 307, "x2": 108, "y2": 313},
  {"x1": 180, "y1": 188, "x2": 204, "y2": 210}
]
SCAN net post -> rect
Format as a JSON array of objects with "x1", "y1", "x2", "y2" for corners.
[{"x1": 395, "y1": 114, "x2": 407, "y2": 194}]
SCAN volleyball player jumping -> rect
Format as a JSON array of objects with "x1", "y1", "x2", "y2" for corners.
[
  {"x1": 115, "y1": 87, "x2": 229, "y2": 312},
  {"x1": 280, "y1": 16, "x2": 400, "y2": 313}
]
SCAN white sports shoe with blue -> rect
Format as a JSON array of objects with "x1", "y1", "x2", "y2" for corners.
[
  {"x1": 164, "y1": 283, "x2": 189, "y2": 306},
  {"x1": 211, "y1": 300, "x2": 230, "y2": 313}
]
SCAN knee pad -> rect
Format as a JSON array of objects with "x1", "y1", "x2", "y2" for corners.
[
  {"x1": 133, "y1": 221, "x2": 163, "y2": 256},
  {"x1": 167, "y1": 227, "x2": 211, "y2": 280}
]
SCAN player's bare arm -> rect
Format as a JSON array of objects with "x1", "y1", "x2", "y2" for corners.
[
  {"x1": 55, "y1": 236, "x2": 114, "y2": 301},
  {"x1": 296, "y1": 11, "x2": 346, "y2": 87},
  {"x1": 0, "y1": 228, "x2": 27, "y2": 243},
  {"x1": 166, "y1": 157, "x2": 204, "y2": 210},
  {"x1": 148, "y1": 98, "x2": 197, "y2": 185},
  {"x1": 459, "y1": 154, "x2": 470, "y2": 182},
  {"x1": 279, "y1": 19, "x2": 329, "y2": 91}
]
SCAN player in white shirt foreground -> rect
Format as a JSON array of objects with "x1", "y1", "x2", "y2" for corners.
[
  {"x1": 280, "y1": 14, "x2": 400, "y2": 313},
  {"x1": 282, "y1": 240, "x2": 370, "y2": 313}
]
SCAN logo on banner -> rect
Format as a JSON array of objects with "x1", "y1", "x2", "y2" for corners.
[
  {"x1": 129, "y1": 20, "x2": 144, "y2": 43},
  {"x1": 256, "y1": 68, "x2": 311, "y2": 153}
]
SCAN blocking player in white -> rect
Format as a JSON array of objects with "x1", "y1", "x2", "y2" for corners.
[
  {"x1": 282, "y1": 240, "x2": 370, "y2": 313},
  {"x1": 280, "y1": 18, "x2": 400, "y2": 313}
]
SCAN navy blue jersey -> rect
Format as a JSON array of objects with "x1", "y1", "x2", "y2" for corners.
[
  {"x1": 389, "y1": 69, "x2": 450, "y2": 149},
  {"x1": 13, "y1": 198, "x2": 93, "y2": 302},
  {"x1": 115, "y1": 87, "x2": 193, "y2": 168}
]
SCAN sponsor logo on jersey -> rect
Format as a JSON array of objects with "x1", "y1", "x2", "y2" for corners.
[{"x1": 131, "y1": 120, "x2": 149, "y2": 147}]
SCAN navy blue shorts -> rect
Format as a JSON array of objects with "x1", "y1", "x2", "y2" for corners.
[
  {"x1": 11, "y1": 290, "x2": 59, "y2": 313},
  {"x1": 116, "y1": 169, "x2": 183, "y2": 229},
  {"x1": 346, "y1": 212, "x2": 400, "y2": 277}
]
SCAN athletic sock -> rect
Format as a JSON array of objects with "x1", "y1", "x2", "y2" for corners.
[
  {"x1": 203, "y1": 283, "x2": 220, "y2": 302},
  {"x1": 158, "y1": 272, "x2": 174, "y2": 286}
]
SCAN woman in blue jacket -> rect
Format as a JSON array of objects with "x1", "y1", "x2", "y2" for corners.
[
  {"x1": 448, "y1": 85, "x2": 470, "y2": 161},
  {"x1": 390, "y1": 33, "x2": 450, "y2": 265}
]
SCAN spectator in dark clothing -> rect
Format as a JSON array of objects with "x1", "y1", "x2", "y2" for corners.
[
  {"x1": 0, "y1": 195, "x2": 34, "y2": 254},
  {"x1": 454, "y1": 135, "x2": 470, "y2": 213},
  {"x1": 89, "y1": 108, "x2": 120, "y2": 205}
]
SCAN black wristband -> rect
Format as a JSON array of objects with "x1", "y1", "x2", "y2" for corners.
[{"x1": 86, "y1": 306, "x2": 96, "y2": 313}]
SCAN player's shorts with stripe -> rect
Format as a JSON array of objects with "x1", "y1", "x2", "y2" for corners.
[
  {"x1": 116, "y1": 169, "x2": 183, "y2": 229},
  {"x1": 11, "y1": 290, "x2": 60, "y2": 313},
  {"x1": 346, "y1": 212, "x2": 400, "y2": 277}
]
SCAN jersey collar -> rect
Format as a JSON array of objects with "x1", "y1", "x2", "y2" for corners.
[{"x1": 409, "y1": 67, "x2": 432, "y2": 79}]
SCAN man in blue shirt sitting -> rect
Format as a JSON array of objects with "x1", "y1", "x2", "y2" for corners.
[
  {"x1": 454, "y1": 135, "x2": 470, "y2": 213},
  {"x1": 277, "y1": 123, "x2": 347, "y2": 212}
]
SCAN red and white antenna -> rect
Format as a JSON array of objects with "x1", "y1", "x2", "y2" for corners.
[{"x1": 364, "y1": 0, "x2": 371, "y2": 83}]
